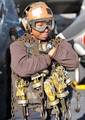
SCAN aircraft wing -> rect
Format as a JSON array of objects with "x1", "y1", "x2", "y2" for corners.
[
  {"x1": 60, "y1": 13, "x2": 85, "y2": 40},
  {"x1": 57, "y1": 0, "x2": 85, "y2": 56}
]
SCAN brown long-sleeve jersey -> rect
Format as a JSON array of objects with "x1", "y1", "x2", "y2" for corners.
[{"x1": 10, "y1": 34, "x2": 79, "y2": 78}]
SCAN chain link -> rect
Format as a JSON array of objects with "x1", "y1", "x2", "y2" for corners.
[{"x1": 11, "y1": 84, "x2": 15, "y2": 120}]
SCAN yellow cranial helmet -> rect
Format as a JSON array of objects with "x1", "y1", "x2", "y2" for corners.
[{"x1": 24, "y1": 2, "x2": 54, "y2": 32}]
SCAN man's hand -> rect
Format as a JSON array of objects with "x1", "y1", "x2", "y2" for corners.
[{"x1": 48, "y1": 47, "x2": 56, "y2": 58}]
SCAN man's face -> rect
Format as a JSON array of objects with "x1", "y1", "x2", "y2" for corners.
[{"x1": 31, "y1": 20, "x2": 53, "y2": 41}]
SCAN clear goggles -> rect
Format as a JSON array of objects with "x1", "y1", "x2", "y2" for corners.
[{"x1": 28, "y1": 18, "x2": 54, "y2": 32}]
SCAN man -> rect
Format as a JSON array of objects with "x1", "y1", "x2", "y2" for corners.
[{"x1": 10, "y1": 1, "x2": 79, "y2": 119}]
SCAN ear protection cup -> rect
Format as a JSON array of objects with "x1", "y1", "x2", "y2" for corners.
[
  {"x1": 21, "y1": 17, "x2": 31, "y2": 33},
  {"x1": 22, "y1": 4, "x2": 32, "y2": 33},
  {"x1": 21, "y1": 17, "x2": 28, "y2": 31}
]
